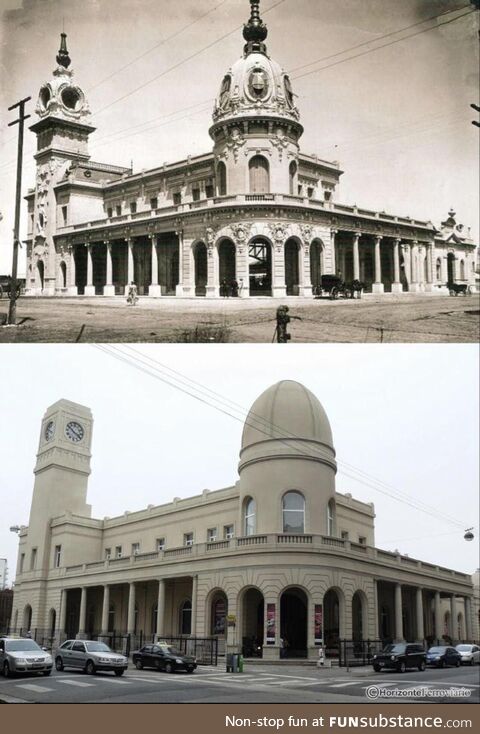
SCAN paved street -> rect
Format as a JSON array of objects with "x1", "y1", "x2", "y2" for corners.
[
  {"x1": 0, "y1": 663, "x2": 478, "y2": 704},
  {"x1": 0, "y1": 293, "x2": 478, "y2": 342}
]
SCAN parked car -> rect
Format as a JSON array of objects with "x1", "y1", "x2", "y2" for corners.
[
  {"x1": 55, "y1": 639, "x2": 128, "y2": 676},
  {"x1": 0, "y1": 637, "x2": 53, "y2": 677},
  {"x1": 426, "y1": 646, "x2": 461, "y2": 668},
  {"x1": 132, "y1": 642, "x2": 197, "y2": 673},
  {"x1": 455, "y1": 644, "x2": 480, "y2": 666},
  {"x1": 372, "y1": 643, "x2": 426, "y2": 673}
]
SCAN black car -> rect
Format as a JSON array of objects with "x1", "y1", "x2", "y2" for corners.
[
  {"x1": 132, "y1": 643, "x2": 197, "y2": 673},
  {"x1": 372, "y1": 643, "x2": 426, "y2": 673},
  {"x1": 426, "y1": 646, "x2": 461, "y2": 668}
]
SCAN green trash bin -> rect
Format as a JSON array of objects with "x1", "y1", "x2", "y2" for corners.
[{"x1": 238, "y1": 654, "x2": 244, "y2": 673}]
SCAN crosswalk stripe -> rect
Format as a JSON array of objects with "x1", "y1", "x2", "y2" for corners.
[
  {"x1": 57, "y1": 680, "x2": 94, "y2": 688},
  {"x1": 16, "y1": 684, "x2": 52, "y2": 693},
  {"x1": 329, "y1": 681, "x2": 363, "y2": 688}
]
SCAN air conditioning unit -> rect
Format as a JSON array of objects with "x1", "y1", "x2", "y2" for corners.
[
  {"x1": 208, "y1": 536, "x2": 217, "y2": 542},
  {"x1": 226, "y1": 532, "x2": 234, "y2": 540},
  {"x1": 186, "y1": 539, "x2": 193, "y2": 547}
]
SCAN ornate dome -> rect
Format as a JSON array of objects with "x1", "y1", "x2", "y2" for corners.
[
  {"x1": 241, "y1": 381, "x2": 334, "y2": 452},
  {"x1": 36, "y1": 34, "x2": 90, "y2": 123},
  {"x1": 212, "y1": 1, "x2": 300, "y2": 125}
]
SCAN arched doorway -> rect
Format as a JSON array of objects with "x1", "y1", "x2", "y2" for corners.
[
  {"x1": 179, "y1": 600, "x2": 192, "y2": 635},
  {"x1": 59, "y1": 261, "x2": 67, "y2": 288},
  {"x1": 280, "y1": 587, "x2": 308, "y2": 658},
  {"x1": 23, "y1": 604, "x2": 32, "y2": 633},
  {"x1": 210, "y1": 592, "x2": 228, "y2": 637},
  {"x1": 436, "y1": 258, "x2": 442, "y2": 282},
  {"x1": 310, "y1": 240, "x2": 324, "y2": 293},
  {"x1": 352, "y1": 592, "x2": 366, "y2": 641},
  {"x1": 249, "y1": 155, "x2": 270, "y2": 194},
  {"x1": 37, "y1": 261, "x2": 45, "y2": 291},
  {"x1": 447, "y1": 253, "x2": 455, "y2": 284},
  {"x1": 324, "y1": 589, "x2": 341, "y2": 656},
  {"x1": 194, "y1": 242, "x2": 208, "y2": 296},
  {"x1": 249, "y1": 238, "x2": 272, "y2": 296},
  {"x1": 219, "y1": 239, "x2": 236, "y2": 293},
  {"x1": 74, "y1": 246, "x2": 87, "y2": 295},
  {"x1": 217, "y1": 162, "x2": 227, "y2": 196},
  {"x1": 285, "y1": 238, "x2": 301, "y2": 296},
  {"x1": 241, "y1": 588, "x2": 264, "y2": 658}
]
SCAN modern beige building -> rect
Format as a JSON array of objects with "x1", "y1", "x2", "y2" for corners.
[
  {"x1": 24, "y1": 1, "x2": 477, "y2": 299},
  {"x1": 11, "y1": 381, "x2": 478, "y2": 661}
]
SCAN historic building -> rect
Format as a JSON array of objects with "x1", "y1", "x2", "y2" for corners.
[
  {"x1": 24, "y1": 1, "x2": 477, "y2": 299},
  {"x1": 11, "y1": 382, "x2": 478, "y2": 660}
]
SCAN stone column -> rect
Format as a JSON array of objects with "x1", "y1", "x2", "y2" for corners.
[
  {"x1": 272, "y1": 242, "x2": 287, "y2": 298},
  {"x1": 191, "y1": 575, "x2": 198, "y2": 637},
  {"x1": 450, "y1": 596, "x2": 456, "y2": 640},
  {"x1": 425, "y1": 242, "x2": 434, "y2": 292},
  {"x1": 78, "y1": 587, "x2": 87, "y2": 638},
  {"x1": 464, "y1": 597, "x2": 473, "y2": 640},
  {"x1": 84, "y1": 245, "x2": 96, "y2": 296},
  {"x1": 175, "y1": 230, "x2": 185, "y2": 297},
  {"x1": 156, "y1": 579, "x2": 165, "y2": 639},
  {"x1": 101, "y1": 585, "x2": 110, "y2": 635},
  {"x1": 127, "y1": 582, "x2": 136, "y2": 634},
  {"x1": 352, "y1": 232, "x2": 360, "y2": 281},
  {"x1": 58, "y1": 589, "x2": 67, "y2": 638},
  {"x1": 299, "y1": 244, "x2": 313, "y2": 297},
  {"x1": 434, "y1": 591, "x2": 442, "y2": 641},
  {"x1": 104, "y1": 242, "x2": 115, "y2": 296},
  {"x1": 418, "y1": 245, "x2": 425, "y2": 291},
  {"x1": 235, "y1": 241, "x2": 250, "y2": 298},
  {"x1": 416, "y1": 588, "x2": 424, "y2": 642},
  {"x1": 394, "y1": 583, "x2": 403, "y2": 641},
  {"x1": 206, "y1": 243, "x2": 219, "y2": 298},
  {"x1": 330, "y1": 228, "x2": 337, "y2": 275},
  {"x1": 391, "y1": 239, "x2": 402, "y2": 293},
  {"x1": 149, "y1": 235, "x2": 161, "y2": 296},
  {"x1": 124, "y1": 238, "x2": 134, "y2": 295},
  {"x1": 68, "y1": 247, "x2": 78, "y2": 296},
  {"x1": 372, "y1": 236, "x2": 384, "y2": 294},
  {"x1": 409, "y1": 241, "x2": 421, "y2": 292}
]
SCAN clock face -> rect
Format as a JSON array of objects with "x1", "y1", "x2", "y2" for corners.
[
  {"x1": 65, "y1": 421, "x2": 85, "y2": 443},
  {"x1": 44, "y1": 420, "x2": 55, "y2": 442}
]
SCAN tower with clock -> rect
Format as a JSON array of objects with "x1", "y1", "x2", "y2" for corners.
[
  {"x1": 27, "y1": 33, "x2": 95, "y2": 296},
  {"x1": 25, "y1": 399, "x2": 93, "y2": 574}
]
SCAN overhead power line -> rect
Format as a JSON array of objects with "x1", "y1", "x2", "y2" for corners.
[{"x1": 92, "y1": 344, "x2": 471, "y2": 532}]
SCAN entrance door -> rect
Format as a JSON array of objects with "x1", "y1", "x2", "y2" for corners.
[
  {"x1": 249, "y1": 240, "x2": 272, "y2": 296},
  {"x1": 447, "y1": 253, "x2": 455, "y2": 284},
  {"x1": 219, "y1": 240, "x2": 236, "y2": 292},
  {"x1": 194, "y1": 243, "x2": 207, "y2": 296},
  {"x1": 285, "y1": 240, "x2": 300, "y2": 296},
  {"x1": 280, "y1": 588, "x2": 308, "y2": 658}
]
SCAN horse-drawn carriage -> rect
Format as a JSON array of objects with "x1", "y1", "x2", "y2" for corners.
[
  {"x1": 313, "y1": 274, "x2": 364, "y2": 300},
  {"x1": 447, "y1": 281, "x2": 469, "y2": 296},
  {"x1": 0, "y1": 276, "x2": 23, "y2": 300}
]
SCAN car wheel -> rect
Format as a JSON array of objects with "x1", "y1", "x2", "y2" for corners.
[
  {"x1": 455, "y1": 660, "x2": 460, "y2": 668},
  {"x1": 86, "y1": 660, "x2": 96, "y2": 675},
  {"x1": 398, "y1": 661, "x2": 406, "y2": 673},
  {"x1": 135, "y1": 660, "x2": 143, "y2": 670},
  {"x1": 114, "y1": 670, "x2": 124, "y2": 677},
  {"x1": 418, "y1": 661, "x2": 426, "y2": 672},
  {"x1": 55, "y1": 657, "x2": 64, "y2": 671},
  {"x1": 43, "y1": 671, "x2": 52, "y2": 677},
  {"x1": 373, "y1": 664, "x2": 381, "y2": 673},
  {"x1": 187, "y1": 667, "x2": 194, "y2": 674},
  {"x1": 165, "y1": 662, "x2": 174, "y2": 674},
  {"x1": 439, "y1": 659, "x2": 445, "y2": 668},
  {"x1": 3, "y1": 661, "x2": 12, "y2": 678},
  {"x1": 330, "y1": 288, "x2": 339, "y2": 300}
]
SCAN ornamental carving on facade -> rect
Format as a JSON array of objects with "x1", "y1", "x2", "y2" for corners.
[
  {"x1": 300, "y1": 224, "x2": 313, "y2": 248},
  {"x1": 230, "y1": 222, "x2": 251, "y2": 247},
  {"x1": 224, "y1": 127, "x2": 246, "y2": 162},
  {"x1": 205, "y1": 226, "x2": 217, "y2": 256},
  {"x1": 270, "y1": 128, "x2": 289, "y2": 161},
  {"x1": 268, "y1": 222, "x2": 289, "y2": 249}
]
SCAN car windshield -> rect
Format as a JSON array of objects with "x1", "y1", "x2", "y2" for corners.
[
  {"x1": 383, "y1": 644, "x2": 405, "y2": 654},
  {"x1": 85, "y1": 642, "x2": 112, "y2": 652},
  {"x1": 456, "y1": 645, "x2": 471, "y2": 652},
  {"x1": 5, "y1": 640, "x2": 42, "y2": 652},
  {"x1": 428, "y1": 647, "x2": 445, "y2": 653},
  {"x1": 157, "y1": 645, "x2": 181, "y2": 656}
]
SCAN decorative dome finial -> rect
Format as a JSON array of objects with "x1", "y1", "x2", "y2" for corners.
[
  {"x1": 243, "y1": 0, "x2": 268, "y2": 56},
  {"x1": 56, "y1": 32, "x2": 71, "y2": 68}
]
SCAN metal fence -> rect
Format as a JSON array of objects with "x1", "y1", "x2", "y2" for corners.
[{"x1": 338, "y1": 639, "x2": 384, "y2": 667}]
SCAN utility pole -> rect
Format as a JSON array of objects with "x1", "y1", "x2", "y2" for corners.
[
  {"x1": 471, "y1": 103, "x2": 480, "y2": 128},
  {"x1": 7, "y1": 96, "x2": 31, "y2": 325}
]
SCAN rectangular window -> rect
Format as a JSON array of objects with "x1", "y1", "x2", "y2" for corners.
[
  {"x1": 173, "y1": 192, "x2": 182, "y2": 206},
  {"x1": 150, "y1": 197, "x2": 158, "y2": 210},
  {"x1": 192, "y1": 188, "x2": 200, "y2": 202},
  {"x1": 61, "y1": 206, "x2": 68, "y2": 226},
  {"x1": 184, "y1": 532, "x2": 194, "y2": 547},
  {"x1": 107, "y1": 207, "x2": 113, "y2": 218},
  {"x1": 224, "y1": 525, "x2": 234, "y2": 540},
  {"x1": 115, "y1": 545, "x2": 123, "y2": 558},
  {"x1": 205, "y1": 184, "x2": 214, "y2": 199},
  {"x1": 324, "y1": 190, "x2": 332, "y2": 202},
  {"x1": 132, "y1": 543, "x2": 140, "y2": 555},
  {"x1": 130, "y1": 201, "x2": 137, "y2": 214},
  {"x1": 298, "y1": 184, "x2": 303, "y2": 196},
  {"x1": 19, "y1": 553, "x2": 25, "y2": 573},
  {"x1": 30, "y1": 548, "x2": 37, "y2": 570},
  {"x1": 207, "y1": 528, "x2": 217, "y2": 542},
  {"x1": 156, "y1": 538, "x2": 165, "y2": 551},
  {"x1": 341, "y1": 531, "x2": 349, "y2": 540},
  {"x1": 116, "y1": 204, "x2": 122, "y2": 216},
  {"x1": 307, "y1": 187, "x2": 314, "y2": 199},
  {"x1": 54, "y1": 545, "x2": 62, "y2": 568},
  {"x1": 358, "y1": 536, "x2": 367, "y2": 545},
  {"x1": 105, "y1": 548, "x2": 111, "y2": 560}
]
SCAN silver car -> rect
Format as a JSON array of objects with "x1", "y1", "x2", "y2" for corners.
[
  {"x1": 55, "y1": 639, "x2": 128, "y2": 676},
  {"x1": 456, "y1": 644, "x2": 480, "y2": 666},
  {"x1": 0, "y1": 637, "x2": 53, "y2": 677}
]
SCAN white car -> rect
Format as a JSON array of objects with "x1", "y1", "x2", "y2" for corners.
[
  {"x1": 0, "y1": 637, "x2": 53, "y2": 677},
  {"x1": 455, "y1": 644, "x2": 480, "y2": 665}
]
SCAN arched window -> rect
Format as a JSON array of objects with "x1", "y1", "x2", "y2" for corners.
[
  {"x1": 459, "y1": 259, "x2": 465, "y2": 280},
  {"x1": 282, "y1": 491, "x2": 305, "y2": 533},
  {"x1": 60, "y1": 261, "x2": 67, "y2": 288},
  {"x1": 211, "y1": 596, "x2": 227, "y2": 635},
  {"x1": 244, "y1": 497, "x2": 256, "y2": 536},
  {"x1": 327, "y1": 499, "x2": 335, "y2": 537},
  {"x1": 436, "y1": 258, "x2": 442, "y2": 281},
  {"x1": 249, "y1": 155, "x2": 270, "y2": 194},
  {"x1": 180, "y1": 600, "x2": 192, "y2": 635},
  {"x1": 289, "y1": 161, "x2": 297, "y2": 196},
  {"x1": 217, "y1": 161, "x2": 227, "y2": 196}
]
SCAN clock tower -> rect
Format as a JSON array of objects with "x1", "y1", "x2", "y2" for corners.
[{"x1": 26, "y1": 399, "x2": 93, "y2": 573}]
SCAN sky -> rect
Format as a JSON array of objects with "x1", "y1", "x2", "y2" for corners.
[
  {"x1": 0, "y1": 0, "x2": 479, "y2": 274},
  {"x1": 0, "y1": 343, "x2": 478, "y2": 584}
]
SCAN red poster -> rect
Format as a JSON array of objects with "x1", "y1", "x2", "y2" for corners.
[
  {"x1": 314, "y1": 604, "x2": 323, "y2": 645},
  {"x1": 266, "y1": 603, "x2": 275, "y2": 644}
]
